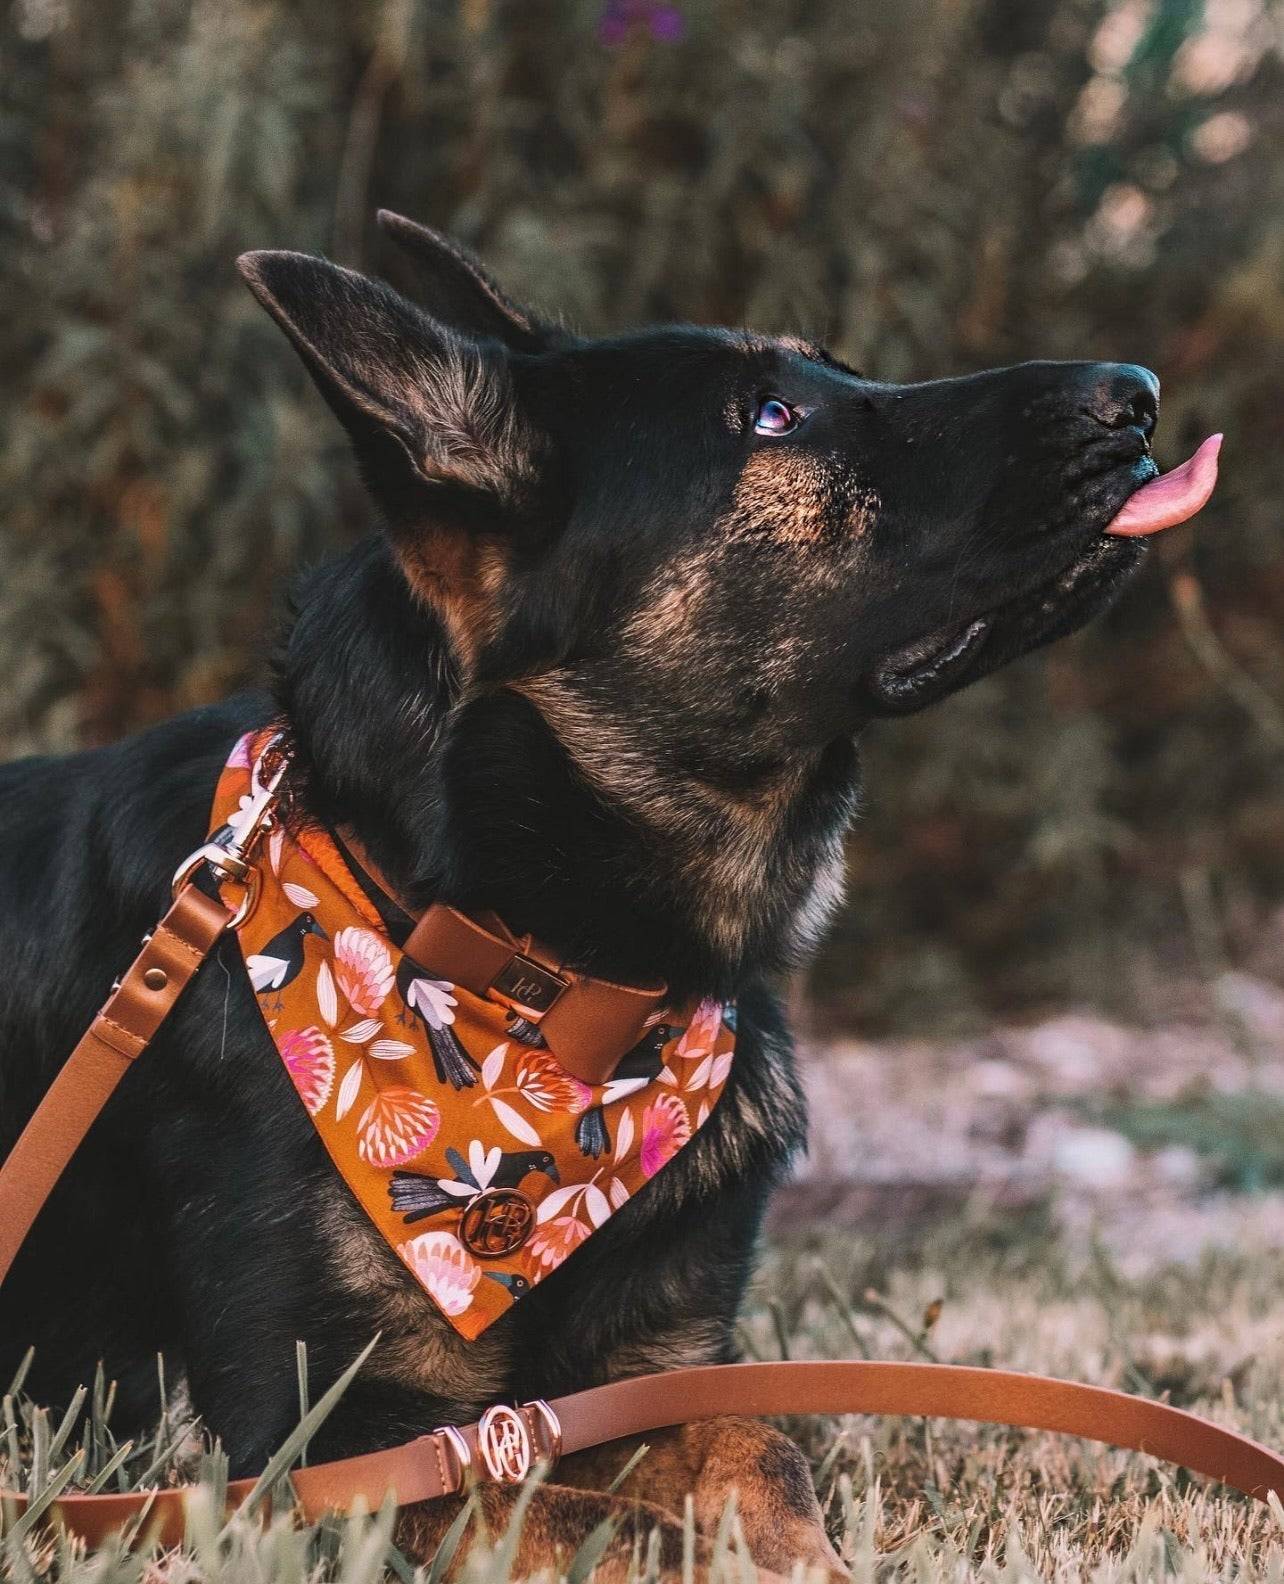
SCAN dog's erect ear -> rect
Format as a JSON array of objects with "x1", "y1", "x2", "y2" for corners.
[
  {"x1": 376, "y1": 212, "x2": 554, "y2": 354},
  {"x1": 239, "y1": 247, "x2": 535, "y2": 510},
  {"x1": 239, "y1": 249, "x2": 544, "y2": 658}
]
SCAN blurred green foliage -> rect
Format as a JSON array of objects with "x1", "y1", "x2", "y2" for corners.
[
  {"x1": 1093, "y1": 1090, "x2": 1284, "y2": 1190},
  {"x1": 1, "y1": 0, "x2": 1281, "y2": 1031}
]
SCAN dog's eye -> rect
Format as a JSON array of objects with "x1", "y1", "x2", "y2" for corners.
[{"x1": 753, "y1": 397, "x2": 798, "y2": 436}]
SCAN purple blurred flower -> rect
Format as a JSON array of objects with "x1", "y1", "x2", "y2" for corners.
[
  {"x1": 597, "y1": 0, "x2": 686, "y2": 45},
  {"x1": 648, "y1": 5, "x2": 685, "y2": 41}
]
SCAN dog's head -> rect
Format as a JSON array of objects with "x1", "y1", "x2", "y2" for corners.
[{"x1": 240, "y1": 218, "x2": 1218, "y2": 976}]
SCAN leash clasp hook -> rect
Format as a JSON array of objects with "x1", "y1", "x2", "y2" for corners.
[
  {"x1": 172, "y1": 844, "x2": 263, "y2": 929},
  {"x1": 171, "y1": 736, "x2": 287, "y2": 929}
]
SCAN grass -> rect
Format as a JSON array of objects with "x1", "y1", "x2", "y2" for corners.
[
  {"x1": 1087, "y1": 1090, "x2": 1284, "y2": 1192},
  {"x1": 4, "y1": 1209, "x2": 1283, "y2": 1582}
]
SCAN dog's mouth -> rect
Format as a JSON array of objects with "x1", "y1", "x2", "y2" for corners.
[{"x1": 870, "y1": 434, "x2": 1222, "y2": 713}]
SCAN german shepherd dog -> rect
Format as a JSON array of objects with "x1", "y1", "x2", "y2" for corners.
[{"x1": 0, "y1": 215, "x2": 1215, "y2": 1576}]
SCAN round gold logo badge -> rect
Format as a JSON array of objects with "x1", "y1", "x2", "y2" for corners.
[{"x1": 460, "y1": 1189, "x2": 535, "y2": 1257}]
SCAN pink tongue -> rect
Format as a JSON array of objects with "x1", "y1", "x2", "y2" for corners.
[{"x1": 1104, "y1": 433, "x2": 1222, "y2": 537}]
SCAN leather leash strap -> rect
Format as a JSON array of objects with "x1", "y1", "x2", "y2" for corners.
[
  {"x1": 0, "y1": 885, "x2": 231, "y2": 1290},
  {"x1": 3, "y1": 861, "x2": 1284, "y2": 1545},
  {"x1": 3, "y1": 1361, "x2": 1284, "y2": 1547}
]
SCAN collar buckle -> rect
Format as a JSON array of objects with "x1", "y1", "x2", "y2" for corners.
[{"x1": 488, "y1": 952, "x2": 569, "y2": 1019}]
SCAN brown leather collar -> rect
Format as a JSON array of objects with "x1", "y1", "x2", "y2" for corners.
[{"x1": 343, "y1": 834, "x2": 672, "y2": 1088}]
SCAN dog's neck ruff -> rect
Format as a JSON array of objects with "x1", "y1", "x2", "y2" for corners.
[{"x1": 212, "y1": 731, "x2": 736, "y2": 1338}]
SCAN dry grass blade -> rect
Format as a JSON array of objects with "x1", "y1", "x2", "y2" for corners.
[{"x1": 425, "y1": 1489, "x2": 477, "y2": 1584}]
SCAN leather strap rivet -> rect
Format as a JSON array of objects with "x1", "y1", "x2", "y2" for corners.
[{"x1": 143, "y1": 967, "x2": 169, "y2": 991}]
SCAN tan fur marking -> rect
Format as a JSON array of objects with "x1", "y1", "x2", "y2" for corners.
[
  {"x1": 320, "y1": 1182, "x2": 510, "y2": 1410},
  {"x1": 513, "y1": 672, "x2": 843, "y2": 960},
  {"x1": 728, "y1": 450, "x2": 879, "y2": 546},
  {"x1": 729, "y1": 451, "x2": 832, "y2": 546},
  {"x1": 396, "y1": 531, "x2": 509, "y2": 672},
  {"x1": 395, "y1": 1418, "x2": 842, "y2": 1583}
]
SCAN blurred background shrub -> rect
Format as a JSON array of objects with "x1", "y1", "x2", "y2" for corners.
[{"x1": 2, "y1": 0, "x2": 1281, "y2": 1033}]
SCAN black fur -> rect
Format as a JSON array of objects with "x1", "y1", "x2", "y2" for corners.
[{"x1": 0, "y1": 215, "x2": 1162, "y2": 1472}]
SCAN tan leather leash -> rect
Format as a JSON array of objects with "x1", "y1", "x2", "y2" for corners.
[
  {"x1": 5, "y1": 1361, "x2": 1284, "y2": 1548},
  {"x1": 3, "y1": 765, "x2": 1284, "y2": 1545}
]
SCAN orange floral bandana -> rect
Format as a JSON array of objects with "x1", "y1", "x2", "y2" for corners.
[{"x1": 210, "y1": 732, "x2": 736, "y2": 1339}]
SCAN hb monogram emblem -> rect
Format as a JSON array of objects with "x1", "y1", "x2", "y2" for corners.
[
  {"x1": 477, "y1": 1405, "x2": 533, "y2": 1483},
  {"x1": 460, "y1": 1188, "x2": 535, "y2": 1257}
]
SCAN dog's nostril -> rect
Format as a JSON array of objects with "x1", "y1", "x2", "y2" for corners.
[
  {"x1": 1078, "y1": 363, "x2": 1159, "y2": 442},
  {"x1": 1110, "y1": 389, "x2": 1157, "y2": 441}
]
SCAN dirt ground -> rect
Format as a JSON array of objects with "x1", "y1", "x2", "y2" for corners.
[{"x1": 787, "y1": 958, "x2": 1284, "y2": 1273}]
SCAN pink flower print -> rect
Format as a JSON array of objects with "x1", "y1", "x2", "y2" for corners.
[
  {"x1": 397, "y1": 1231, "x2": 480, "y2": 1317},
  {"x1": 514, "y1": 1050, "x2": 592, "y2": 1114},
  {"x1": 333, "y1": 927, "x2": 395, "y2": 1016},
  {"x1": 227, "y1": 732, "x2": 254, "y2": 769},
  {"x1": 357, "y1": 1086, "x2": 441, "y2": 1167},
  {"x1": 528, "y1": 1215, "x2": 591, "y2": 1270},
  {"x1": 280, "y1": 1027, "x2": 335, "y2": 1115},
  {"x1": 640, "y1": 1092, "x2": 692, "y2": 1177},
  {"x1": 674, "y1": 999, "x2": 721, "y2": 1062}
]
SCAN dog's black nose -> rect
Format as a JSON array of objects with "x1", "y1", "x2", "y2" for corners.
[{"x1": 1076, "y1": 362, "x2": 1159, "y2": 442}]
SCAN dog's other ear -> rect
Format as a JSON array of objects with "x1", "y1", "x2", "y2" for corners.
[
  {"x1": 239, "y1": 249, "x2": 545, "y2": 660},
  {"x1": 238, "y1": 249, "x2": 538, "y2": 516},
  {"x1": 376, "y1": 212, "x2": 555, "y2": 353}
]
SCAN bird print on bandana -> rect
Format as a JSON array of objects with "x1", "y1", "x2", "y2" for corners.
[
  {"x1": 390, "y1": 1142, "x2": 560, "y2": 1223},
  {"x1": 209, "y1": 730, "x2": 736, "y2": 1340},
  {"x1": 395, "y1": 957, "x2": 479, "y2": 1090},
  {"x1": 247, "y1": 912, "x2": 328, "y2": 1007},
  {"x1": 574, "y1": 1021, "x2": 677, "y2": 1158}
]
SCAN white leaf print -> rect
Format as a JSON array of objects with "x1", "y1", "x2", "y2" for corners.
[
  {"x1": 481, "y1": 1044, "x2": 508, "y2": 1091},
  {"x1": 335, "y1": 1061, "x2": 363, "y2": 1121},
  {"x1": 369, "y1": 1039, "x2": 415, "y2": 1060},
  {"x1": 268, "y1": 827, "x2": 285, "y2": 875},
  {"x1": 584, "y1": 1183, "x2": 610, "y2": 1228},
  {"x1": 608, "y1": 1177, "x2": 630, "y2": 1210},
  {"x1": 438, "y1": 1178, "x2": 478, "y2": 1199},
  {"x1": 657, "y1": 1066, "x2": 679, "y2": 1087},
  {"x1": 489, "y1": 1098, "x2": 540, "y2": 1147},
  {"x1": 469, "y1": 1140, "x2": 502, "y2": 1189},
  {"x1": 613, "y1": 1107, "x2": 635, "y2": 1163},
  {"x1": 687, "y1": 1054, "x2": 714, "y2": 1091},
  {"x1": 247, "y1": 954, "x2": 287, "y2": 993},
  {"x1": 697, "y1": 1101, "x2": 710, "y2": 1128},
  {"x1": 536, "y1": 1183, "x2": 583, "y2": 1224},
  {"x1": 710, "y1": 1052, "x2": 733, "y2": 1089},
  {"x1": 316, "y1": 962, "x2": 338, "y2": 1028},
  {"x1": 604, "y1": 1075, "x2": 649, "y2": 1105},
  {"x1": 283, "y1": 881, "x2": 320, "y2": 909},
  {"x1": 340, "y1": 1019, "x2": 382, "y2": 1044},
  {"x1": 407, "y1": 978, "x2": 457, "y2": 1029}
]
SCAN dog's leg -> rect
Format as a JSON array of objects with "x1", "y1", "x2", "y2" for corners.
[
  {"x1": 554, "y1": 1418, "x2": 845, "y2": 1581},
  {"x1": 395, "y1": 1481, "x2": 795, "y2": 1584}
]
